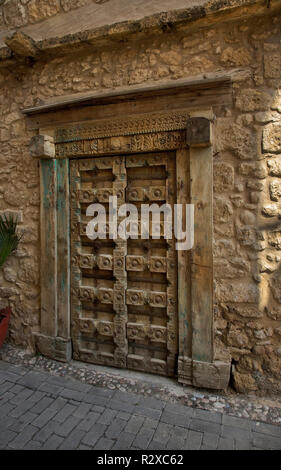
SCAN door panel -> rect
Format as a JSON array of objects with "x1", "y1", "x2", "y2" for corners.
[{"x1": 70, "y1": 152, "x2": 178, "y2": 376}]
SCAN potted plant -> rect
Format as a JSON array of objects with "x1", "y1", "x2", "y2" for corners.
[{"x1": 0, "y1": 214, "x2": 21, "y2": 348}]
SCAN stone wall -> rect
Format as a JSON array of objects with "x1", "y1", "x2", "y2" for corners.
[
  {"x1": 0, "y1": 6, "x2": 280, "y2": 395},
  {"x1": 0, "y1": 0, "x2": 110, "y2": 28}
]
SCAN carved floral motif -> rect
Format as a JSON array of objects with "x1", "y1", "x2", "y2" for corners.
[
  {"x1": 56, "y1": 111, "x2": 190, "y2": 143},
  {"x1": 55, "y1": 131, "x2": 185, "y2": 157}
]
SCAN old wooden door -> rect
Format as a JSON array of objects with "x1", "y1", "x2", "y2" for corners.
[{"x1": 70, "y1": 152, "x2": 178, "y2": 377}]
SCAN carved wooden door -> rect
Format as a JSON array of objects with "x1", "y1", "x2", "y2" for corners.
[{"x1": 70, "y1": 152, "x2": 178, "y2": 376}]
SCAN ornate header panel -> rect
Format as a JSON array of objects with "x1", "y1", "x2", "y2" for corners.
[
  {"x1": 54, "y1": 110, "x2": 189, "y2": 158},
  {"x1": 55, "y1": 110, "x2": 190, "y2": 143},
  {"x1": 55, "y1": 131, "x2": 185, "y2": 158}
]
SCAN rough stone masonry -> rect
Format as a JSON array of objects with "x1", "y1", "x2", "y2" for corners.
[{"x1": 0, "y1": 0, "x2": 281, "y2": 395}]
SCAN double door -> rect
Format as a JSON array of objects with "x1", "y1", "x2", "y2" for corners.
[{"x1": 70, "y1": 152, "x2": 178, "y2": 376}]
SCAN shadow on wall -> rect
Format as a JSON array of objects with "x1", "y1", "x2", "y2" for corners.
[{"x1": 213, "y1": 79, "x2": 281, "y2": 395}]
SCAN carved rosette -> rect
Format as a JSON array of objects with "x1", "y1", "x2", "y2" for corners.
[
  {"x1": 127, "y1": 185, "x2": 166, "y2": 202},
  {"x1": 79, "y1": 254, "x2": 113, "y2": 270},
  {"x1": 127, "y1": 323, "x2": 167, "y2": 344},
  {"x1": 79, "y1": 187, "x2": 113, "y2": 203},
  {"x1": 97, "y1": 255, "x2": 113, "y2": 271},
  {"x1": 78, "y1": 286, "x2": 95, "y2": 302},
  {"x1": 98, "y1": 288, "x2": 114, "y2": 304},
  {"x1": 96, "y1": 320, "x2": 114, "y2": 337},
  {"x1": 79, "y1": 254, "x2": 94, "y2": 269},
  {"x1": 150, "y1": 256, "x2": 167, "y2": 272},
  {"x1": 125, "y1": 255, "x2": 167, "y2": 273},
  {"x1": 126, "y1": 255, "x2": 144, "y2": 271},
  {"x1": 78, "y1": 318, "x2": 95, "y2": 335}
]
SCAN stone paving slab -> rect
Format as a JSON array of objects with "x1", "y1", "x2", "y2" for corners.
[{"x1": 0, "y1": 359, "x2": 281, "y2": 450}]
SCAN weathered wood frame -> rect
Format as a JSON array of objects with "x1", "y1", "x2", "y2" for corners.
[{"x1": 28, "y1": 84, "x2": 231, "y2": 389}]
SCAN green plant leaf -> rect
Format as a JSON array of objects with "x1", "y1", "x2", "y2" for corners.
[{"x1": 0, "y1": 214, "x2": 21, "y2": 269}]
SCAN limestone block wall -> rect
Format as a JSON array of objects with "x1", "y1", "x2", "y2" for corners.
[
  {"x1": 0, "y1": 7, "x2": 280, "y2": 394},
  {"x1": 0, "y1": 0, "x2": 109, "y2": 28}
]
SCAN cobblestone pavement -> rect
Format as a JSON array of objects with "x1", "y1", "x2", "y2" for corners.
[
  {"x1": 1, "y1": 360, "x2": 281, "y2": 450},
  {"x1": 2, "y1": 344, "x2": 281, "y2": 426}
]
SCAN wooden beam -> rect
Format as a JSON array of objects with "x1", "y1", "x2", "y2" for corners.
[
  {"x1": 22, "y1": 75, "x2": 231, "y2": 116},
  {"x1": 26, "y1": 88, "x2": 232, "y2": 132},
  {"x1": 23, "y1": 74, "x2": 232, "y2": 132}
]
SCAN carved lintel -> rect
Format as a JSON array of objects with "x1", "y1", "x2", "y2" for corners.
[
  {"x1": 30, "y1": 135, "x2": 55, "y2": 159},
  {"x1": 33, "y1": 333, "x2": 72, "y2": 362},
  {"x1": 186, "y1": 117, "x2": 211, "y2": 148},
  {"x1": 55, "y1": 110, "x2": 191, "y2": 143},
  {"x1": 178, "y1": 356, "x2": 230, "y2": 390},
  {"x1": 55, "y1": 131, "x2": 185, "y2": 158}
]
